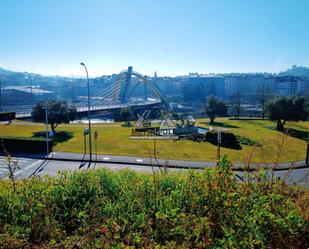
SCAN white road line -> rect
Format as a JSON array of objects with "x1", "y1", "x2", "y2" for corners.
[
  {"x1": 136, "y1": 159, "x2": 143, "y2": 162},
  {"x1": 12, "y1": 160, "x2": 44, "y2": 178},
  {"x1": 0, "y1": 158, "x2": 30, "y2": 163},
  {"x1": 14, "y1": 159, "x2": 31, "y2": 162},
  {"x1": 0, "y1": 168, "x2": 8, "y2": 172},
  {"x1": 103, "y1": 157, "x2": 110, "y2": 160}
]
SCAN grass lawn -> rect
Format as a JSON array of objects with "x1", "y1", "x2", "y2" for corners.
[{"x1": 0, "y1": 118, "x2": 308, "y2": 163}]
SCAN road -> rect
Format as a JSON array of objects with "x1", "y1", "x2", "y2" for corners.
[
  {"x1": 0, "y1": 155, "x2": 308, "y2": 187},
  {"x1": 0, "y1": 156, "x2": 176, "y2": 179}
]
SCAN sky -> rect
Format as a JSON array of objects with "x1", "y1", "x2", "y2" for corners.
[{"x1": 1, "y1": 0, "x2": 309, "y2": 77}]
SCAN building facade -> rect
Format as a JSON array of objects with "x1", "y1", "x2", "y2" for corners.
[{"x1": 2, "y1": 86, "x2": 54, "y2": 106}]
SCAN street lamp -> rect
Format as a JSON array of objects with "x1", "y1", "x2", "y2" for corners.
[
  {"x1": 80, "y1": 62, "x2": 92, "y2": 162},
  {"x1": 0, "y1": 76, "x2": 3, "y2": 112},
  {"x1": 24, "y1": 73, "x2": 33, "y2": 108}
]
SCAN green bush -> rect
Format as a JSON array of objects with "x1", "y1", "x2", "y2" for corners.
[
  {"x1": 0, "y1": 137, "x2": 53, "y2": 153},
  {"x1": 205, "y1": 130, "x2": 242, "y2": 150},
  {"x1": 236, "y1": 135, "x2": 263, "y2": 147},
  {"x1": 0, "y1": 158, "x2": 308, "y2": 248}
]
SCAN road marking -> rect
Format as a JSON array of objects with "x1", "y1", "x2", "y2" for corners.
[
  {"x1": 103, "y1": 157, "x2": 110, "y2": 160},
  {"x1": 12, "y1": 160, "x2": 44, "y2": 178},
  {"x1": 136, "y1": 159, "x2": 143, "y2": 162},
  {"x1": 0, "y1": 168, "x2": 8, "y2": 172},
  {"x1": 0, "y1": 158, "x2": 30, "y2": 162}
]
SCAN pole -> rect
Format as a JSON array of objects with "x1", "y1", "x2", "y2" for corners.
[
  {"x1": 84, "y1": 134, "x2": 87, "y2": 155},
  {"x1": 30, "y1": 77, "x2": 33, "y2": 108},
  {"x1": 45, "y1": 105, "x2": 49, "y2": 156},
  {"x1": 80, "y1": 62, "x2": 92, "y2": 162},
  {"x1": 217, "y1": 130, "x2": 221, "y2": 164},
  {"x1": 0, "y1": 77, "x2": 2, "y2": 112},
  {"x1": 306, "y1": 132, "x2": 309, "y2": 165},
  {"x1": 95, "y1": 138, "x2": 97, "y2": 162}
]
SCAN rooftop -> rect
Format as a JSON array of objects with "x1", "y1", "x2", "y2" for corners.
[{"x1": 2, "y1": 86, "x2": 53, "y2": 94}]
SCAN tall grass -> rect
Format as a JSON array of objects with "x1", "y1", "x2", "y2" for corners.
[{"x1": 0, "y1": 157, "x2": 308, "y2": 248}]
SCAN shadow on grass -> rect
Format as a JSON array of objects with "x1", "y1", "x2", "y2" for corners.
[
  {"x1": 265, "y1": 126, "x2": 308, "y2": 141},
  {"x1": 202, "y1": 121, "x2": 240, "y2": 129},
  {"x1": 286, "y1": 128, "x2": 308, "y2": 141},
  {"x1": 32, "y1": 131, "x2": 74, "y2": 145}
]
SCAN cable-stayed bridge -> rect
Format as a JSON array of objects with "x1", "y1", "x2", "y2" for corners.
[
  {"x1": 75, "y1": 66, "x2": 171, "y2": 117},
  {"x1": 3, "y1": 67, "x2": 171, "y2": 118}
]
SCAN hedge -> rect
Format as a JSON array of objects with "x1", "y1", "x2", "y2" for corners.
[
  {"x1": 205, "y1": 130, "x2": 242, "y2": 150},
  {"x1": 0, "y1": 136, "x2": 53, "y2": 154},
  {"x1": 0, "y1": 112, "x2": 15, "y2": 121}
]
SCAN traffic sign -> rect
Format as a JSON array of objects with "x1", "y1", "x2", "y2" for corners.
[
  {"x1": 218, "y1": 130, "x2": 222, "y2": 144},
  {"x1": 48, "y1": 130, "x2": 54, "y2": 138},
  {"x1": 94, "y1": 131, "x2": 98, "y2": 140},
  {"x1": 84, "y1": 128, "x2": 89, "y2": 135}
]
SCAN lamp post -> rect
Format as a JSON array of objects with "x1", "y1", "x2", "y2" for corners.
[
  {"x1": 30, "y1": 77, "x2": 33, "y2": 108},
  {"x1": 80, "y1": 62, "x2": 92, "y2": 162},
  {"x1": 0, "y1": 76, "x2": 3, "y2": 112},
  {"x1": 24, "y1": 73, "x2": 33, "y2": 108},
  {"x1": 306, "y1": 132, "x2": 309, "y2": 165}
]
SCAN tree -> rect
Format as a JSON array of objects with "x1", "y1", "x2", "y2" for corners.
[
  {"x1": 256, "y1": 82, "x2": 273, "y2": 119},
  {"x1": 230, "y1": 90, "x2": 242, "y2": 119},
  {"x1": 266, "y1": 96, "x2": 308, "y2": 131},
  {"x1": 205, "y1": 96, "x2": 228, "y2": 124},
  {"x1": 32, "y1": 100, "x2": 77, "y2": 132},
  {"x1": 119, "y1": 107, "x2": 134, "y2": 125}
]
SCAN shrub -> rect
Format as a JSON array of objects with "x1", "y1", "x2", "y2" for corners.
[
  {"x1": 205, "y1": 130, "x2": 242, "y2": 150},
  {"x1": 236, "y1": 135, "x2": 262, "y2": 147},
  {"x1": 0, "y1": 137, "x2": 53, "y2": 153},
  {"x1": 0, "y1": 159, "x2": 308, "y2": 248}
]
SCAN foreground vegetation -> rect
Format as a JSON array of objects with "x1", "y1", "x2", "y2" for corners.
[
  {"x1": 1, "y1": 118, "x2": 307, "y2": 163},
  {"x1": 0, "y1": 158, "x2": 309, "y2": 248}
]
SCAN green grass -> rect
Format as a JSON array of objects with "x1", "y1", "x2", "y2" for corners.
[{"x1": 0, "y1": 118, "x2": 308, "y2": 163}]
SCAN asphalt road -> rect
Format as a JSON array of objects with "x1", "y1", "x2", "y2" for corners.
[
  {"x1": 0, "y1": 156, "x2": 176, "y2": 180},
  {"x1": 0, "y1": 155, "x2": 308, "y2": 187}
]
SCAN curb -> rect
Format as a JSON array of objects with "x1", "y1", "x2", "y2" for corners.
[{"x1": 45, "y1": 155, "x2": 309, "y2": 172}]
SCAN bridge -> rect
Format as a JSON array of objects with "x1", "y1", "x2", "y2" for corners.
[
  {"x1": 76, "y1": 66, "x2": 172, "y2": 114},
  {"x1": 2, "y1": 67, "x2": 171, "y2": 118}
]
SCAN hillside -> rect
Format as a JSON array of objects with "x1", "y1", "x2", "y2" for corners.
[{"x1": 280, "y1": 65, "x2": 309, "y2": 78}]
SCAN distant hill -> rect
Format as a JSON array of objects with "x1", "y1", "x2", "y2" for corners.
[
  {"x1": 279, "y1": 65, "x2": 309, "y2": 78},
  {"x1": 0, "y1": 67, "x2": 16, "y2": 76}
]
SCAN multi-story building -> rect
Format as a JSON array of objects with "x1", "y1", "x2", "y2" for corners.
[
  {"x1": 265, "y1": 76, "x2": 305, "y2": 96},
  {"x1": 181, "y1": 74, "x2": 225, "y2": 103},
  {"x1": 224, "y1": 74, "x2": 266, "y2": 102}
]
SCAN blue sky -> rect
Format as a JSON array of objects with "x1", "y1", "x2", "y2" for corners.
[{"x1": 1, "y1": 0, "x2": 309, "y2": 76}]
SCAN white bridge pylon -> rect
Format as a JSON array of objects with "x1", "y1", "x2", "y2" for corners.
[{"x1": 77, "y1": 66, "x2": 172, "y2": 112}]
